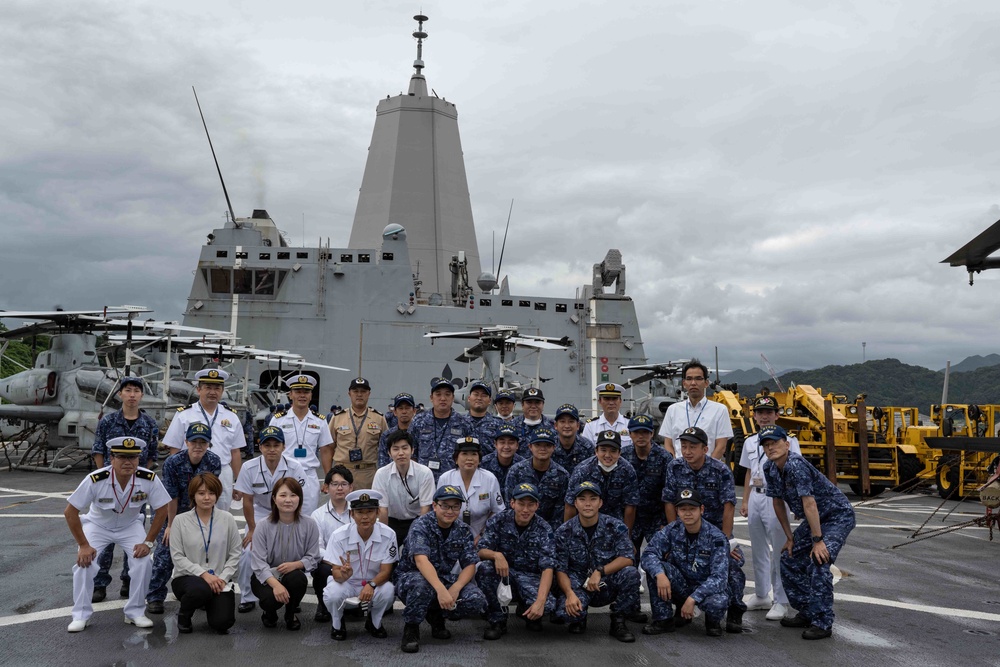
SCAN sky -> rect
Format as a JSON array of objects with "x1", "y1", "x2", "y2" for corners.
[{"x1": 3, "y1": 0, "x2": 1000, "y2": 372}]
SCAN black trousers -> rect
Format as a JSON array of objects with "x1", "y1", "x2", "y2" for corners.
[
  {"x1": 312, "y1": 562, "x2": 332, "y2": 610},
  {"x1": 251, "y1": 570, "x2": 308, "y2": 617},
  {"x1": 171, "y1": 575, "x2": 236, "y2": 633},
  {"x1": 388, "y1": 517, "x2": 415, "y2": 547}
]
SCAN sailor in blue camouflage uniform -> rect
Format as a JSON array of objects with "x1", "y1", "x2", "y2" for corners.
[
  {"x1": 90, "y1": 376, "x2": 160, "y2": 602},
  {"x1": 513, "y1": 387, "x2": 554, "y2": 457},
  {"x1": 477, "y1": 482, "x2": 557, "y2": 639},
  {"x1": 621, "y1": 414, "x2": 672, "y2": 554},
  {"x1": 465, "y1": 380, "x2": 501, "y2": 457},
  {"x1": 552, "y1": 404, "x2": 596, "y2": 475},
  {"x1": 146, "y1": 422, "x2": 223, "y2": 614},
  {"x1": 493, "y1": 389, "x2": 517, "y2": 423},
  {"x1": 640, "y1": 488, "x2": 730, "y2": 637},
  {"x1": 395, "y1": 485, "x2": 487, "y2": 653},
  {"x1": 662, "y1": 425, "x2": 747, "y2": 633},
  {"x1": 480, "y1": 423, "x2": 524, "y2": 502},
  {"x1": 554, "y1": 481, "x2": 639, "y2": 642},
  {"x1": 504, "y1": 428, "x2": 570, "y2": 531},
  {"x1": 378, "y1": 393, "x2": 419, "y2": 467},
  {"x1": 564, "y1": 430, "x2": 638, "y2": 528},
  {"x1": 412, "y1": 377, "x2": 471, "y2": 482},
  {"x1": 760, "y1": 425, "x2": 856, "y2": 640}
]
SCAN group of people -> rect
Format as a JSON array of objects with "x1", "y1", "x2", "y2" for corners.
[{"x1": 65, "y1": 359, "x2": 856, "y2": 649}]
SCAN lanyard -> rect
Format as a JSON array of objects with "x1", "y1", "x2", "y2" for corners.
[
  {"x1": 432, "y1": 414, "x2": 452, "y2": 454},
  {"x1": 327, "y1": 502, "x2": 349, "y2": 526},
  {"x1": 291, "y1": 412, "x2": 309, "y2": 449},
  {"x1": 260, "y1": 458, "x2": 288, "y2": 493},
  {"x1": 399, "y1": 471, "x2": 417, "y2": 501},
  {"x1": 356, "y1": 539, "x2": 376, "y2": 586},
  {"x1": 199, "y1": 404, "x2": 219, "y2": 431},
  {"x1": 349, "y1": 409, "x2": 367, "y2": 446},
  {"x1": 110, "y1": 475, "x2": 136, "y2": 514},
  {"x1": 197, "y1": 509, "x2": 214, "y2": 563},
  {"x1": 685, "y1": 400, "x2": 706, "y2": 428}
]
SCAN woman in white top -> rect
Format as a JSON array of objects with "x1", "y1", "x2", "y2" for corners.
[
  {"x1": 169, "y1": 473, "x2": 242, "y2": 634},
  {"x1": 436, "y1": 437, "x2": 504, "y2": 542}
]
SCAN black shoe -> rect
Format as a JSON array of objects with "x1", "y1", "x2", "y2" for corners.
[
  {"x1": 285, "y1": 615, "x2": 301, "y2": 631},
  {"x1": 365, "y1": 615, "x2": 388, "y2": 638},
  {"x1": 780, "y1": 613, "x2": 811, "y2": 628},
  {"x1": 609, "y1": 615, "x2": 635, "y2": 643},
  {"x1": 673, "y1": 608, "x2": 691, "y2": 628},
  {"x1": 706, "y1": 619, "x2": 723, "y2": 637},
  {"x1": 177, "y1": 614, "x2": 193, "y2": 634},
  {"x1": 92, "y1": 587, "x2": 107, "y2": 604},
  {"x1": 238, "y1": 601, "x2": 256, "y2": 614},
  {"x1": 626, "y1": 610, "x2": 649, "y2": 624},
  {"x1": 549, "y1": 610, "x2": 565, "y2": 625},
  {"x1": 427, "y1": 606, "x2": 451, "y2": 640},
  {"x1": 261, "y1": 611, "x2": 278, "y2": 628},
  {"x1": 401, "y1": 623, "x2": 420, "y2": 653},
  {"x1": 802, "y1": 625, "x2": 833, "y2": 640},
  {"x1": 119, "y1": 579, "x2": 131, "y2": 598},
  {"x1": 642, "y1": 618, "x2": 676, "y2": 635},
  {"x1": 146, "y1": 600, "x2": 164, "y2": 615},
  {"x1": 483, "y1": 621, "x2": 507, "y2": 640},
  {"x1": 525, "y1": 617, "x2": 543, "y2": 632},
  {"x1": 567, "y1": 618, "x2": 587, "y2": 634},
  {"x1": 726, "y1": 608, "x2": 744, "y2": 634},
  {"x1": 330, "y1": 625, "x2": 347, "y2": 641},
  {"x1": 314, "y1": 605, "x2": 332, "y2": 623}
]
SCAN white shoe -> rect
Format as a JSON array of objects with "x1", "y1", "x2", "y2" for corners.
[
  {"x1": 125, "y1": 615, "x2": 154, "y2": 628},
  {"x1": 766, "y1": 603, "x2": 788, "y2": 621},
  {"x1": 743, "y1": 594, "x2": 773, "y2": 611},
  {"x1": 67, "y1": 619, "x2": 89, "y2": 633}
]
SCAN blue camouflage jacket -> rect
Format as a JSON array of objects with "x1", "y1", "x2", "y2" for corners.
[
  {"x1": 640, "y1": 519, "x2": 729, "y2": 602},
  {"x1": 478, "y1": 508, "x2": 557, "y2": 575}
]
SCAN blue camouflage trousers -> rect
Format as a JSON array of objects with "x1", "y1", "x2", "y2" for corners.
[
  {"x1": 147, "y1": 523, "x2": 172, "y2": 602},
  {"x1": 94, "y1": 544, "x2": 131, "y2": 588},
  {"x1": 780, "y1": 513, "x2": 855, "y2": 630},
  {"x1": 646, "y1": 562, "x2": 728, "y2": 623},
  {"x1": 396, "y1": 571, "x2": 487, "y2": 625},
  {"x1": 728, "y1": 545, "x2": 747, "y2": 613},
  {"x1": 555, "y1": 566, "x2": 641, "y2": 622},
  {"x1": 476, "y1": 562, "x2": 556, "y2": 624},
  {"x1": 630, "y1": 515, "x2": 666, "y2": 554}
]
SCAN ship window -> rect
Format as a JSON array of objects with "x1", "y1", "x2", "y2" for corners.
[
  {"x1": 236, "y1": 251, "x2": 248, "y2": 259},
  {"x1": 275, "y1": 270, "x2": 288, "y2": 291},
  {"x1": 254, "y1": 270, "x2": 275, "y2": 295},
  {"x1": 556, "y1": 303, "x2": 567, "y2": 313},
  {"x1": 534, "y1": 302, "x2": 547, "y2": 311},
  {"x1": 216, "y1": 250, "x2": 229, "y2": 258},
  {"x1": 233, "y1": 269, "x2": 253, "y2": 294},
  {"x1": 259, "y1": 252, "x2": 271, "y2": 260},
  {"x1": 340, "y1": 254, "x2": 353, "y2": 262},
  {"x1": 319, "y1": 252, "x2": 332, "y2": 260},
  {"x1": 297, "y1": 252, "x2": 309, "y2": 259},
  {"x1": 210, "y1": 269, "x2": 230, "y2": 293},
  {"x1": 586, "y1": 324, "x2": 621, "y2": 340},
  {"x1": 359, "y1": 253, "x2": 371, "y2": 263},
  {"x1": 519, "y1": 300, "x2": 530, "y2": 308},
  {"x1": 382, "y1": 252, "x2": 394, "y2": 260},
  {"x1": 502, "y1": 299, "x2": 513, "y2": 307},
  {"x1": 574, "y1": 303, "x2": 585, "y2": 310},
  {"x1": 277, "y1": 252, "x2": 290, "y2": 260},
  {"x1": 480, "y1": 298, "x2": 492, "y2": 307}
]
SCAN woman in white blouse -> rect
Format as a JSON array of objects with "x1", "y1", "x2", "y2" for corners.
[{"x1": 436, "y1": 437, "x2": 504, "y2": 542}]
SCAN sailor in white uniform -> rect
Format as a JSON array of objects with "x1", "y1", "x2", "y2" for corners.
[
  {"x1": 582, "y1": 383, "x2": 632, "y2": 448},
  {"x1": 164, "y1": 368, "x2": 247, "y2": 510},
  {"x1": 64, "y1": 437, "x2": 170, "y2": 632},
  {"x1": 233, "y1": 426, "x2": 307, "y2": 613},
  {"x1": 269, "y1": 373, "x2": 334, "y2": 514},
  {"x1": 322, "y1": 490, "x2": 398, "y2": 640}
]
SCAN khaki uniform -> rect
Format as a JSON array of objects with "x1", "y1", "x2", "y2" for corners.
[{"x1": 328, "y1": 407, "x2": 387, "y2": 488}]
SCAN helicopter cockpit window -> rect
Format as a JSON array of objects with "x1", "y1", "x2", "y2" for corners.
[
  {"x1": 233, "y1": 269, "x2": 253, "y2": 294},
  {"x1": 210, "y1": 269, "x2": 230, "y2": 293}
]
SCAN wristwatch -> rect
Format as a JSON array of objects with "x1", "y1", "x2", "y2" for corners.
[
  {"x1": 143, "y1": 540, "x2": 155, "y2": 549},
  {"x1": 597, "y1": 566, "x2": 606, "y2": 577},
  {"x1": 811, "y1": 535, "x2": 824, "y2": 544},
  {"x1": 367, "y1": 581, "x2": 377, "y2": 590}
]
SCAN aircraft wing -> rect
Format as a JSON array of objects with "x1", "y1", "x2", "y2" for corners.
[
  {"x1": 105, "y1": 319, "x2": 236, "y2": 337},
  {"x1": 424, "y1": 326, "x2": 517, "y2": 341},
  {"x1": 942, "y1": 217, "x2": 1000, "y2": 269},
  {"x1": 508, "y1": 337, "x2": 569, "y2": 350},
  {"x1": 0, "y1": 306, "x2": 149, "y2": 320},
  {"x1": 0, "y1": 404, "x2": 66, "y2": 422}
]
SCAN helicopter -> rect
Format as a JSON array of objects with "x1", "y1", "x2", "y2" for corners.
[{"x1": 620, "y1": 359, "x2": 736, "y2": 425}]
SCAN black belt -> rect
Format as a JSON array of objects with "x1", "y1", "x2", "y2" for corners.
[{"x1": 753, "y1": 487, "x2": 766, "y2": 494}]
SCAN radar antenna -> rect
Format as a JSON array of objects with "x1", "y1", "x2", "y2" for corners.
[
  {"x1": 192, "y1": 87, "x2": 238, "y2": 228},
  {"x1": 412, "y1": 14, "x2": 428, "y2": 75}
]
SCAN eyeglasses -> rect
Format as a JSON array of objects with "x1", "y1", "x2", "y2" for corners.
[
  {"x1": 437, "y1": 503, "x2": 462, "y2": 513},
  {"x1": 329, "y1": 482, "x2": 351, "y2": 489},
  {"x1": 683, "y1": 376, "x2": 705, "y2": 382}
]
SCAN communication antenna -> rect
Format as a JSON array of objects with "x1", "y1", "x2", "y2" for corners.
[
  {"x1": 761, "y1": 353, "x2": 784, "y2": 392},
  {"x1": 495, "y1": 199, "x2": 514, "y2": 281},
  {"x1": 193, "y1": 87, "x2": 238, "y2": 228},
  {"x1": 412, "y1": 14, "x2": 428, "y2": 75}
]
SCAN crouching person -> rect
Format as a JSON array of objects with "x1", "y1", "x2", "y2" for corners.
[
  {"x1": 323, "y1": 490, "x2": 397, "y2": 641},
  {"x1": 394, "y1": 485, "x2": 487, "y2": 653},
  {"x1": 477, "y1": 482, "x2": 557, "y2": 639},
  {"x1": 554, "y1": 481, "x2": 640, "y2": 643},
  {"x1": 641, "y1": 488, "x2": 730, "y2": 637}
]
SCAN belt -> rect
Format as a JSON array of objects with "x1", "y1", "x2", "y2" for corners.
[
  {"x1": 345, "y1": 462, "x2": 376, "y2": 471},
  {"x1": 753, "y1": 487, "x2": 766, "y2": 494}
]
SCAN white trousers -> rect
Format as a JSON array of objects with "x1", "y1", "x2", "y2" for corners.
[
  {"x1": 747, "y1": 488, "x2": 789, "y2": 604},
  {"x1": 300, "y1": 470, "x2": 319, "y2": 516},
  {"x1": 72, "y1": 521, "x2": 152, "y2": 621},
  {"x1": 217, "y1": 465, "x2": 234, "y2": 512},
  {"x1": 322, "y1": 578, "x2": 395, "y2": 630}
]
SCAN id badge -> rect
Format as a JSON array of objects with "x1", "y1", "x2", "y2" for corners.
[
  {"x1": 428, "y1": 459, "x2": 440, "y2": 470},
  {"x1": 349, "y1": 448, "x2": 363, "y2": 463},
  {"x1": 462, "y1": 509, "x2": 471, "y2": 524},
  {"x1": 294, "y1": 447, "x2": 307, "y2": 458},
  {"x1": 751, "y1": 475, "x2": 764, "y2": 488}
]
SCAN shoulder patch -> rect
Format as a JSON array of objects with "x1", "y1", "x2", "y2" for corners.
[
  {"x1": 177, "y1": 404, "x2": 193, "y2": 412},
  {"x1": 136, "y1": 469, "x2": 155, "y2": 481},
  {"x1": 370, "y1": 408, "x2": 383, "y2": 416},
  {"x1": 333, "y1": 408, "x2": 345, "y2": 416},
  {"x1": 273, "y1": 411, "x2": 287, "y2": 419},
  {"x1": 311, "y1": 409, "x2": 326, "y2": 420},
  {"x1": 89, "y1": 469, "x2": 110, "y2": 483}
]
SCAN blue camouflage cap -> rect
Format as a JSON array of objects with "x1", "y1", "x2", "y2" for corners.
[
  {"x1": 259, "y1": 425, "x2": 285, "y2": 444},
  {"x1": 495, "y1": 423, "x2": 521, "y2": 440},
  {"x1": 430, "y1": 376, "x2": 455, "y2": 392},
  {"x1": 511, "y1": 482, "x2": 541, "y2": 501},
  {"x1": 628, "y1": 414, "x2": 655, "y2": 433},
  {"x1": 393, "y1": 392, "x2": 416, "y2": 408},
  {"x1": 469, "y1": 380, "x2": 492, "y2": 396},
  {"x1": 758, "y1": 425, "x2": 789, "y2": 443},
  {"x1": 185, "y1": 422, "x2": 212, "y2": 442},
  {"x1": 494, "y1": 390, "x2": 516, "y2": 404},
  {"x1": 434, "y1": 485, "x2": 465, "y2": 503},
  {"x1": 529, "y1": 428, "x2": 556, "y2": 446},
  {"x1": 571, "y1": 480, "x2": 603, "y2": 499},
  {"x1": 118, "y1": 376, "x2": 144, "y2": 391},
  {"x1": 554, "y1": 404, "x2": 580, "y2": 421}
]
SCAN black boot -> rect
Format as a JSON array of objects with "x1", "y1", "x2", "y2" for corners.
[
  {"x1": 314, "y1": 601, "x2": 332, "y2": 623},
  {"x1": 365, "y1": 615, "x2": 388, "y2": 638},
  {"x1": 91, "y1": 587, "x2": 107, "y2": 604},
  {"x1": 119, "y1": 578, "x2": 131, "y2": 598},
  {"x1": 549, "y1": 610, "x2": 565, "y2": 625},
  {"x1": 401, "y1": 623, "x2": 420, "y2": 653},
  {"x1": 626, "y1": 610, "x2": 649, "y2": 624},
  {"x1": 609, "y1": 614, "x2": 636, "y2": 643},
  {"x1": 802, "y1": 625, "x2": 833, "y2": 640},
  {"x1": 780, "y1": 613, "x2": 811, "y2": 628},
  {"x1": 427, "y1": 606, "x2": 451, "y2": 640},
  {"x1": 567, "y1": 617, "x2": 587, "y2": 634},
  {"x1": 177, "y1": 613, "x2": 193, "y2": 634},
  {"x1": 726, "y1": 607, "x2": 744, "y2": 634},
  {"x1": 642, "y1": 618, "x2": 676, "y2": 635},
  {"x1": 706, "y1": 617, "x2": 723, "y2": 637},
  {"x1": 483, "y1": 620, "x2": 507, "y2": 640},
  {"x1": 330, "y1": 624, "x2": 347, "y2": 641}
]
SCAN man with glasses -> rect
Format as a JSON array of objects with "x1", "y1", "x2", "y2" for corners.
[{"x1": 657, "y1": 359, "x2": 732, "y2": 459}]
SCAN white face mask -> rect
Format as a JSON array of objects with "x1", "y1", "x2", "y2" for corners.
[
  {"x1": 523, "y1": 418, "x2": 542, "y2": 427},
  {"x1": 598, "y1": 461, "x2": 618, "y2": 473}
]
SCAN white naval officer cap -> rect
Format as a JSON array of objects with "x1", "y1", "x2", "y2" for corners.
[{"x1": 195, "y1": 368, "x2": 229, "y2": 384}]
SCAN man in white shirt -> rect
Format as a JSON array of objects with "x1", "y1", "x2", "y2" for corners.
[
  {"x1": 739, "y1": 395, "x2": 802, "y2": 621},
  {"x1": 372, "y1": 430, "x2": 435, "y2": 546},
  {"x1": 657, "y1": 359, "x2": 732, "y2": 459},
  {"x1": 582, "y1": 383, "x2": 632, "y2": 448}
]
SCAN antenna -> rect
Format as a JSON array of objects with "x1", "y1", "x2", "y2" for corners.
[
  {"x1": 714, "y1": 346, "x2": 720, "y2": 384},
  {"x1": 761, "y1": 353, "x2": 785, "y2": 392},
  {"x1": 495, "y1": 199, "x2": 514, "y2": 281},
  {"x1": 193, "y1": 87, "x2": 238, "y2": 228},
  {"x1": 412, "y1": 14, "x2": 428, "y2": 75}
]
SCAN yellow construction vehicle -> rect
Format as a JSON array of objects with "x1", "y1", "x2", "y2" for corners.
[
  {"x1": 867, "y1": 406, "x2": 936, "y2": 484},
  {"x1": 925, "y1": 404, "x2": 1000, "y2": 499}
]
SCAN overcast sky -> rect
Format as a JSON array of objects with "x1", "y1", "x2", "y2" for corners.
[{"x1": 3, "y1": 0, "x2": 999, "y2": 372}]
